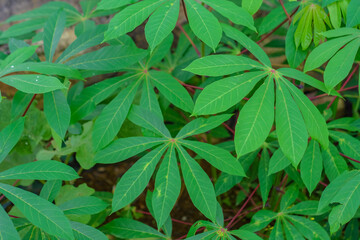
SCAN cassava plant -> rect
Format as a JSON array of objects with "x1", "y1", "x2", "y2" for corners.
[{"x1": 0, "y1": 0, "x2": 359, "y2": 239}]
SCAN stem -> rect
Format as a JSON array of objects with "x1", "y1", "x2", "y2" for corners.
[
  {"x1": 176, "y1": 23, "x2": 201, "y2": 57},
  {"x1": 181, "y1": 0, "x2": 189, "y2": 22},
  {"x1": 279, "y1": 0, "x2": 292, "y2": 23},
  {"x1": 22, "y1": 94, "x2": 37, "y2": 117},
  {"x1": 340, "y1": 152, "x2": 360, "y2": 164},
  {"x1": 226, "y1": 184, "x2": 260, "y2": 229}
]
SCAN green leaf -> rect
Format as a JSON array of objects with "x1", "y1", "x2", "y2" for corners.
[
  {"x1": 318, "y1": 171, "x2": 359, "y2": 212},
  {"x1": 276, "y1": 79, "x2": 308, "y2": 167},
  {"x1": 280, "y1": 184, "x2": 299, "y2": 211},
  {"x1": 184, "y1": 0, "x2": 222, "y2": 50},
  {"x1": 176, "y1": 145, "x2": 217, "y2": 222},
  {"x1": 176, "y1": 114, "x2": 232, "y2": 139},
  {"x1": 235, "y1": 76, "x2": 274, "y2": 157},
  {"x1": 324, "y1": 38, "x2": 360, "y2": 91},
  {"x1": 258, "y1": 150, "x2": 274, "y2": 206},
  {"x1": 328, "y1": 172, "x2": 360, "y2": 232},
  {"x1": 282, "y1": 219, "x2": 304, "y2": 240},
  {"x1": 40, "y1": 180, "x2": 62, "y2": 202},
  {"x1": 96, "y1": 0, "x2": 134, "y2": 10},
  {"x1": 65, "y1": 45, "x2": 148, "y2": 70},
  {"x1": 322, "y1": 143, "x2": 348, "y2": 182},
  {"x1": 285, "y1": 201, "x2": 323, "y2": 216},
  {"x1": 145, "y1": 0, "x2": 179, "y2": 51},
  {"x1": 71, "y1": 221, "x2": 108, "y2": 240},
  {"x1": 0, "y1": 183, "x2": 74, "y2": 240},
  {"x1": 104, "y1": 0, "x2": 166, "y2": 41},
  {"x1": 59, "y1": 196, "x2": 108, "y2": 215},
  {"x1": 140, "y1": 76, "x2": 163, "y2": 120},
  {"x1": 242, "y1": 0, "x2": 263, "y2": 15},
  {"x1": 128, "y1": 105, "x2": 171, "y2": 138},
  {"x1": 112, "y1": 144, "x2": 168, "y2": 212},
  {"x1": 95, "y1": 137, "x2": 166, "y2": 164},
  {"x1": 184, "y1": 55, "x2": 264, "y2": 77},
  {"x1": 0, "y1": 18, "x2": 45, "y2": 39},
  {"x1": 5, "y1": 62, "x2": 83, "y2": 80},
  {"x1": 149, "y1": 70, "x2": 194, "y2": 113},
  {"x1": 0, "y1": 75, "x2": 66, "y2": 94},
  {"x1": 278, "y1": 68, "x2": 339, "y2": 96},
  {"x1": 193, "y1": 71, "x2": 266, "y2": 115},
  {"x1": 285, "y1": 215, "x2": 330, "y2": 240},
  {"x1": 241, "y1": 210, "x2": 277, "y2": 232},
  {"x1": 44, "y1": 90, "x2": 71, "y2": 139},
  {"x1": 321, "y1": 28, "x2": 360, "y2": 38},
  {"x1": 202, "y1": 0, "x2": 256, "y2": 31},
  {"x1": 269, "y1": 219, "x2": 284, "y2": 240},
  {"x1": 304, "y1": 33, "x2": 356, "y2": 73},
  {"x1": 92, "y1": 79, "x2": 141, "y2": 151},
  {"x1": 285, "y1": 23, "x2": 307, "y2": 69},
  {"x1": 70, "y1": 74, "x2": 136, "y2": 123},
  {"x1": 330, "y1": 131, "x2": 360, "y2": 167},
  {"x1": 269, "y1": 149, "x2": 291, "y2": 175},
  {"x1": 0, "y1": 160, "x2": 79, "y2": 180},
  {"x1": 0, "y1": 45, "x2": 38, "y2": 76},
  {"x1": 222, "y1": 24, "x2": 269, "y2": 66},
  {"x1": 0, "y1": 206, "x2": 20, "y2": 240},
  {"x1": 43, "y1": 10, "x2": 66, "y2": 62},
  {"x1": 101, "y1": 218, "x2": 166, "y2": 239},
  {"x1": 347, "y1": 0, "x2": 360, "y2": 27},
  {"x1": 0, "y1": 118, "x2": 25, "y2": 164},
  {"x1": 258, "y1": 2, "x2": 299, "y2": 35},
  {"x1": 300, "y1": 140, "x2": 323, "y2": 195},
  {"x1": 56, "y1": 25, "x2": 107, "y2": 63},
  {"x1": 281, "y1": 78, "x2": 329, "y2": 149},
  {"x1": 152, "y1": 144, "x2": 180, "y2": 228},
  {"x1": 231, "y1": 229, "x2": 262, "y2": 240},
  {"x1": 180, "y1": 140, "x2": 246, "y2": 176}
]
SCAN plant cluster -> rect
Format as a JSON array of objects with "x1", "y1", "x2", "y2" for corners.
[{"x1": 0, "y1": 0, "x2": 359, "y2": 239}]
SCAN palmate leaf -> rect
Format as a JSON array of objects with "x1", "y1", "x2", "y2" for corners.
[
  {"x1": 242, "y1": 0, "x2": 263, "y2": 15},
  {"x1": 184, "y1": 0, "x2": 222, "y2": 51},
  {"x1": 282, "y1": 219, "x2": 304, "y2": 240},
  {"x1": 149, "y1": 70, "x2": 194, "y2": 113},
  {"x1": 324, "y1": 38, "x2": 360, "y2": 91},
  {"x1": 300, "y1": 140, "x2": 323, "y2": 195},
  {"x1": 95, "y1": 137, "x2": 166, "y2": 164},
  {"x1": 184, "y1": 55, "x2": 264, "y2": 77},
  {"x1": 140, "y1": 76, "x2": 163, "y2": 119},
  {"x1": 101, "y1": 218, "x2": 167, "y2": 239},
  {"x1": 0, "y1": 18, "x2": 46, "y2": 39},
  {"x1": 0, "y1": 206, "x2": 20, "y2": 240},
  {"x1": 285, "y1": 23, "x2": 307, "y2": 69},
  {"x1": 268, "y1": 149, "x2": 291, "y2": 175},
  {"x1": 180, "y1": 140, "x2": 246, "y2": 176},
  {"x1": 145, "y1": 0, "x2": 179, "y2": 51},
  {"x1": 285, "y1": 215, "x2": 330, "y2": 240},
  {"x1": 0, "y1": 183, "x2": 74, "y2": 240},
  {"x1": 0, "y1": 117, "x2": 25, "y2": 164},
  {"x1": 231, "y1": 229, "x2": 262, "y2": 240},
  {"x1": 176, "y1": 145, "x2": 217, "y2": 222},
  {"x1": 241, "y1": 210, "x2": 277, "y2": 232},
  {"x1": 269, "y1": 219, "x2": 284, "y2": 240},
  {"x1": 0, "y1": 75, "x2": 66, "y2": 94},
  {"x1": 104, "y1": 0, "x2": 167, "y2": 41},
  {"x1": 235, "y1": 76, "x2": 274, "y2": 158},
  {"x1": 193, "y1": 71, "x2": 267, "y2": 115},
  {"x1": 92, "y1": 79, "x2": 141, "y2": 151},
  {"x1": 152, "y1": 144, "x2": 181, "y2": 228},
  {"x1": 346, "y1": 0, "x2": 360, "y2": 27},
  {"x1": 96, "y1": 0, "x2": 135, "y2": 10},
  {"x1": 43, "y1": 9, "x2": 66, "y2": 62},
  {"x1": 44, "y1": 90, "x2": 71, "y2": 139},
  {"x1": 40, "y1": 180, "x2": 62, "y2": 202},
  {"x1": 112, "y1": 144, "x2": 169, "y2": 212},
  {"x1": 275, "y1": 79, "x2": 308, "y2": 167},
  {"x1": 0, "y1": 160, "x2": 79, "y2": 181}
]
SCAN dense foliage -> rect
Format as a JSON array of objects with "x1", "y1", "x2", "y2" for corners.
[{"x1": 0, "y1": 0, "x2": 359, "y2": 239}]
